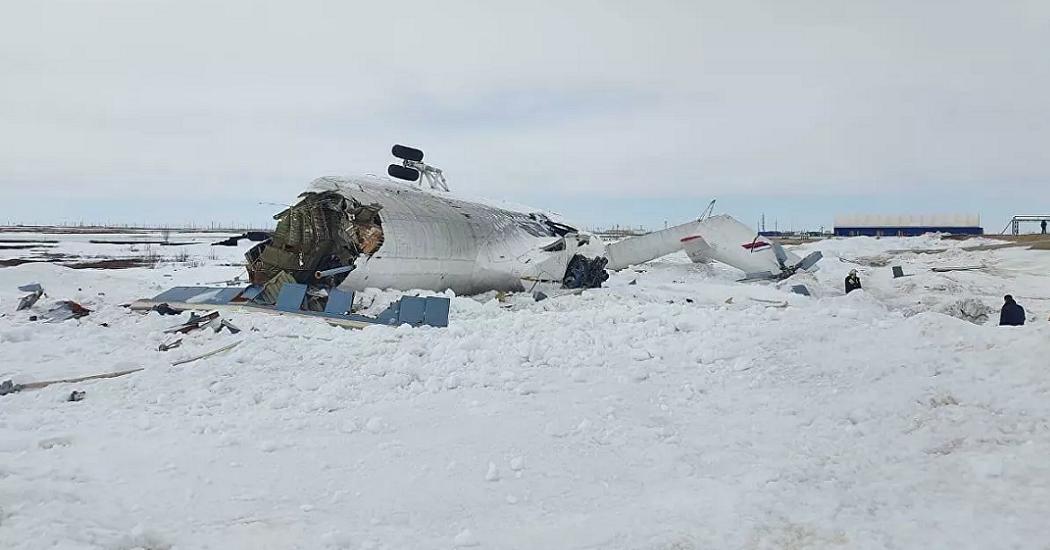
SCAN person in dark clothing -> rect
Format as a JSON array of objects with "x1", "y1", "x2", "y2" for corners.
[
  {"x1": 1041, "y1": 220, "x2": 1047, "y2": 234},
  {"x1": 844, "y1": 269, "x2": 862, "y2": 294},
  {"x1": 999, "y1": 295, "x2": 1026, "y2": 326}
]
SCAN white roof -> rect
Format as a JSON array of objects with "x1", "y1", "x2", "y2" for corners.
[{"x1": 834, "y1": 214, "x2": 981, "y2": 228}]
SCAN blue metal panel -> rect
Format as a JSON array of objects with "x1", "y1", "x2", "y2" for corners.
[
  {"x1": 374, "y1": 302, "x2": 400, "y2": 325},
  {"x1": 423, "y1": 297, "x2": 450, "y2": 327},
  {"x1": 153, "y1": 287, "x2": 212, "y2": 303},
  {"x1": 324, "y1": 289, "x2": 354, "y2": 315},
  {"x1": 240, "y1": 285, "x2": 264, "y2": 302},
  {"x1": 397, "y1": 296, "x2": 426, "y2": 325},
  {"x1": 275, "y1": 283, "x2": 308, "y2": 312},
  {"x1": 200, "y1": 287, "x2": 245, "y2": 304}
]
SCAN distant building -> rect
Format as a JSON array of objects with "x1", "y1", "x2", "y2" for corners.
[{"x1": 833, "y1": 214, "x2": 983, "y2": 237}]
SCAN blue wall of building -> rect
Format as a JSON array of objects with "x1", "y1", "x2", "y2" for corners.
[{"x1": 833, "y1": 226, "x2": 984, "y2": 237}]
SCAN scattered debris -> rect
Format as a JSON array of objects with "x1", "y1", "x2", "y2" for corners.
[
  {"x1": 172, "y1": 341, "x2": 243, "y2": 367},
  {"x1": 202, "y1": 275, "x2": 247, "y2": 286},
  {"x1": 790, "y1": 285, "x2": 811, "y2": 296},
  {"x1": 931, "y1": 265, "x2": 985, "y2": 273},
  {"x1": 68, "y1": 390, "x2": 86, "y2": 402},
  {"x1": 158, "y1": 338, "x2": 183, "y2": 352},
  {"x1": 936, "y1": 297, "x2": 997, "y2": 324},
  {"x1": 131, "y1": 284, "x2": 451, "y2": 328},
  {"x1": 212, "y1": 231, "x2": 271, "y2": 246},
  {"x1": 44, "y1": 301, "x2": 91, "y2": 322},
  {"x1": 888, "y1": 247, "x2": 948, "y2": 255},
  {"x1": 749, "y1": 297, "x2": 788, "y2": 308},
  {"x1": 1, "y1": 367, "x2": 144, "y2": 398},
  {"x1": 164, "y1": 310, "x2": 220, "y2": 334},
  {"x1": 892, "y1": 266, "x2": 906, "y2": 278},
  {"x1": 0, "y1": 380, "x2": 20, "y2": 396},
  {"x1": 840, "y1": 255, "x2": 891, "y2": 267},
  {"x1": 16, "y1": 283, "x2": 44, "y2": 310},
  {"x1": 215, "y1": 319, "x2": 241, "y2": 335},
  {"x1": 151, "y1": 303, "x2": 183, "y2": 316}
]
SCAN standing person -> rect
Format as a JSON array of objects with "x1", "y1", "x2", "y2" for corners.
[
  {"x1": 999, "y1": 295, "x2": 1026, "y2": 326},
  {"x1": 1041, "y1": 220, "x2": 1047, "y2": 234},
  {"x1": 844, "y1": 269, "x2": 862, "y2": 294}
]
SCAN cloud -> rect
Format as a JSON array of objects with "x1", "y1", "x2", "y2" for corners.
[{"x1": 0, "y1": 0, "x2": 1047, "y2": 228}]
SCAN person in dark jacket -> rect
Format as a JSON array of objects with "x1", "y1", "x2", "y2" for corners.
[
  {"x1": 999, "y1": 295, "x2": 1026, "y2": 326},
  {"x1": 844, "y1": 269, "x2": 862, "y2": 294},
  {"x1": 1042, "y1": 220, "x2": 1047, "y2": 234}
]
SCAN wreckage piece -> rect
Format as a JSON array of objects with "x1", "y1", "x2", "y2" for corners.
[
  {"x1": 163, "y1": 310, "x2": 221, "y2": 334},
  {"x1": 680, "y1": 216, "x2": 821, "y2": 281},
  {"x1": 131, "y1": 285, "x2": 451, "y2": 328},
  {"x1": 213, "y1": 231, "x2": 271, "y2": 247},
  {"x1": 217, "y1": 319, "x2": 241, "y2": 334},
  {"x1": 44, "y1": 301, "x2": 91, "y2": 322},
  {"x1": 931, "y1": 265, "x2": 985, "y2": 273},
  {"x1": 171, "y1": 341, "x2": 242, "y2": 367},
  {"x1": 1, "y1": 367, "x2": 145, "y2": 397},
  {"x1": 158, "y1": 338, "x2": 183, "y2": 351},
  {"x1": 563, "y1": 255, "x2": 610, "y2": 289},
  {"x1": 16, "y1": 283, "x2": 44, "y2": 311},
  {"x1": 605, "y1": 214, "x2": 822, "y2": 280},
  {"x1": 151, "y1": 303, "x2": 184, "y2": 316}
]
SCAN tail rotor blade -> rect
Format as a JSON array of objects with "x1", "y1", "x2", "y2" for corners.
[
  {"x1": 795, "y1": 251, "x2": 823, "y2": 271},
  {"x1": 771, "y1": 242, "x2": 788, "y2": 268}
]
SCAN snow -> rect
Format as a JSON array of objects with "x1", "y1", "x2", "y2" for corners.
[{"x1": 2, "y1": 234, "x2": 1050, "y2": 549}]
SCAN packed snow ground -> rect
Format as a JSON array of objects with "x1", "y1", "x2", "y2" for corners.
[{"x1": 1, "y1": 234, "x2": 1049, "y2": 549}]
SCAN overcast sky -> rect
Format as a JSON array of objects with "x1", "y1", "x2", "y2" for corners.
[{"x1": 2, "y1": 0, "x2": 1048, "y2": 231}]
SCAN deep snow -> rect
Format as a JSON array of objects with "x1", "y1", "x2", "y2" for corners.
[{"x1": 1, "y1": 234, "x2": 1049, "y2": 549}]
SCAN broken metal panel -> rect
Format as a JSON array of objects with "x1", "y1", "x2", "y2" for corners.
[
  {"x1": 154, "y1": 287, "x2": 223, "y2": 304},
  {"x1": 397, "y1": 296, "x2": 427, "y2": 325},
  {"x1": 422, "y1": 296, "x2": 450, "y2": 328},
  {"x1": 324, "y1": 289, "x2": 355, "y2": 315},
  {"x1": 131, "y1": 286, "x2": 452, "y2": 329},
  {"x1": 186, "y1": 287, "x2": 245, "y2": 305},
  {"x1": 274, "y1": 283, "x2": 309, "y2": 312},
  {"x1": 257, "y1": 271, "x2": 297, "y2": 305},
  {"x1": 17, "y1": 289, "x2": 43, "y2": 311},
  {"x1": 44, "y1": 301, "x2": 91, "y2": 322},
  {"x1": 240, "y1": 285, "x2": 264, "y2": 302}
]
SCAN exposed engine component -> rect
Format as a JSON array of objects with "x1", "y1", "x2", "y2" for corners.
[{"x1": 562, "y1": 255, "x2": 610, "y2": 289}]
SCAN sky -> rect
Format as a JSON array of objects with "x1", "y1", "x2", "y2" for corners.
[{"x1": 1, "y1": 0, "x2": 1048, "y2": 233}]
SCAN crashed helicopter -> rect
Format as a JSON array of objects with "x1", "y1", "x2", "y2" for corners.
[{"x1": 244, "y1": 145, "x2": 821, "y2": 298}]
